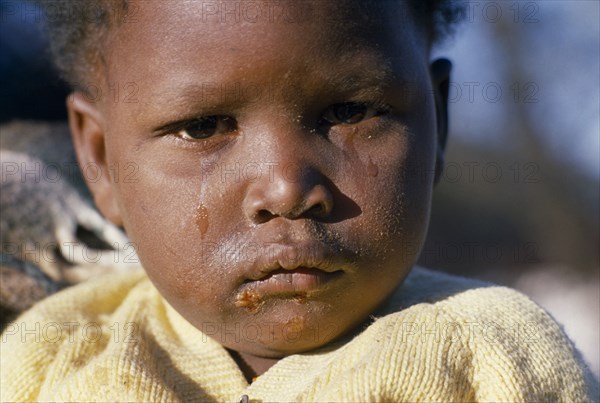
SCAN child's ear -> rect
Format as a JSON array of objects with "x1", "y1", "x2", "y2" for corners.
[
  {"x1": 430, "y1": 58, "x2": 452, "y2": 185},
  {"x1": 67, "y1": 92, "x2": 123, "y2": 226}
]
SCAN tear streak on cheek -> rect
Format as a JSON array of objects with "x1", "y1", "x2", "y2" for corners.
[
  {"x1": 366, "y1": 155, "x2": 379, "y2": 177},
  {"x1": 196, "y1": 203, "x2": 209, "y2": 238}
]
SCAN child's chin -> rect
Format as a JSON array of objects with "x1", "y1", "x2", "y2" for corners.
[
  {"x1": 230, "y1": 335, "x2": 337, "y2": 359},
  {"x1": 220, "y1": 303, "x2": 348, "y2": 357}
]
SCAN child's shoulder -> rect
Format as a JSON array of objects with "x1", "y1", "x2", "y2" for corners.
[
  {"x1": 0, "y1": 267, "x2": 155, "y2": 401},
  {"x1": 354, "y1": 266, "x2": 598, "y2": 401},
  {"x1": 9, "y1": 267, "x2": 151, "y2": 324},
  {"x1": 372, "y1": 266, "x2": 555, "y2": 340},
  {"x1": 373, "y1": 267, "x2": 576, "y2": 367},
  {"x1": 385, "y1": 266, "x2": 547, "y2": 313}
]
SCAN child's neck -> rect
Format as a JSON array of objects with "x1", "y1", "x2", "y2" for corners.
[{"x1": 228, "y1": 349, "x2": 280, "y2": 384}]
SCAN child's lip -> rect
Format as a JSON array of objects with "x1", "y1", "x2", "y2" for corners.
[
  {"x1": 244, "y1": 241, "x2": 348, "y2": 282},
  {"x1": 241, "y1": 267, "x2": 343, "y2": 295}
]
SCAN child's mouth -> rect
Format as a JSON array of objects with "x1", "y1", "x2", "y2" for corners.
[
  {"x1": 233, "y1": 241, "x2": 349, "y2": 312},
  {"x1": 244, "y1": 266, "x2": 343, "y2": 293},
  {"x1": 235, "y1": 267, "x2": 343, "y2": 313}
]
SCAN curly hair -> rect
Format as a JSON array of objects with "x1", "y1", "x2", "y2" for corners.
[{"x1": 39, "y1": 0, "x2": 465, "y2": 92}]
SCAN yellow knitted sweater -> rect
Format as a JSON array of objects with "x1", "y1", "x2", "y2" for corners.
[{"x1": 1, "y1": 267, "x2": 597, "y2": 402}]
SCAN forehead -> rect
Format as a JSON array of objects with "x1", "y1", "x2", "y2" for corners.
[{"x1": 105, "y1": 1, "x2": 426, "y2": 86}]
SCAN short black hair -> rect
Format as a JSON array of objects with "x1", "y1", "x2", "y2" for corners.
[{"x1": 39, "y1": 0, "x2": 465, "y2": 91}]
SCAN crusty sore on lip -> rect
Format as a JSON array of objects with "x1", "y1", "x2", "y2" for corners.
[
  {"x1": 234, "y1": 289, "x2": 264, "y2": 314},
  {"x1": 293, "y1": 292, "x2": 307, "y2": 304},
  {"x1": 234, "y1": 289, "x2": 309, "y2": 313}
]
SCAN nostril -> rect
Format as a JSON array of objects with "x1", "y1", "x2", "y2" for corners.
[
  {"x1": 253, "y1": 209, "x2": 276, "y2": 224},
  {"x1": 303, "y1": 184, "x2": 334, "y2": 218},
  {"x1": 306, "y1": 203, "x2": 326, "y2": 218}
]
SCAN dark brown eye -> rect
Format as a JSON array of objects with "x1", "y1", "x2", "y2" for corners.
[
  {"x1": 321, "y1": 102, "x2": 385, "y2": 126},
  {"x1": 332, "y1": 103, "x2": 367, "y2": 123},
  {"x1": 178, "y1": 116, "x2": 235, "y2": 140}
]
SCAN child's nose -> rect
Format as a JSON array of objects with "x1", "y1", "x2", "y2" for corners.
[{"x1": 242, "y1": 162, "x2": 334, "y2": 224}]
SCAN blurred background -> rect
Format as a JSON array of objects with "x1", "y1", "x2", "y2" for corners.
[
  {"x1": 424, "y1": 0, "x2": 600, "y2": 378},
  {"x1": 1, "y1": 0, "x2": 598, "y2": 378}
]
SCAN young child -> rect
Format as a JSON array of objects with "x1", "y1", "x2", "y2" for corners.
[{"x1": 1, "y1": 0, "x2": 597, "y2": 401}]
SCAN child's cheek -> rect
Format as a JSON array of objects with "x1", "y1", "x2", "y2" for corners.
[
  {"x1": 341, "y1": 129, "x2": 411, "y2": 234},
  {"x1": 349, "y1": 125, "x2": 435, "y2": 273}
]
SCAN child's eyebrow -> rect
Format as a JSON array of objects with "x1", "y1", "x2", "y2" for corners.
[
  {"x1": 332, "y1": 69, "x2": 398, "y2": 100},
  {"x1": 329, "y1": 53, "x2": 404, "y2": 89},
  {"x1": 150, "y1": 59, "x2": 403, "y2": 115}
]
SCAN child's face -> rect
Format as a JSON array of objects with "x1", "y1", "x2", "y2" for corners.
[{"x1": 70, "y1": 1, "x2": 446, "y2": 358}]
